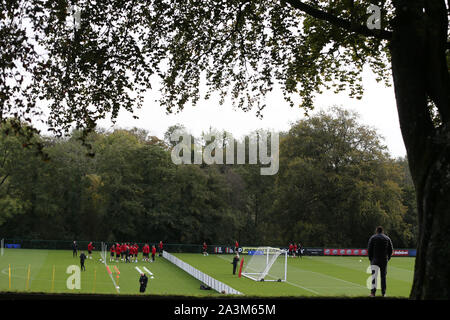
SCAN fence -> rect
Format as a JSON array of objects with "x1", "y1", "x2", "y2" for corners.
[{"x1": 162, "y1": 250, "x2": 243, "y2": 296}]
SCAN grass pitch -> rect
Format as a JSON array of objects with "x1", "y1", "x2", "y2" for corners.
[
  {"x1": 0, "y1": 249, "x2": 220, "y2": 296},
  {"x1": 0, "y1": 249, "x2": 414, "y2": 297},
  {"x1": 175, "y1": 253, "x2": 414, "y2": 298}
]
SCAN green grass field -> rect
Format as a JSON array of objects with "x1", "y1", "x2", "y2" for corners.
[{"x1": 0, "y1": 249, "x2": 414, "y2": 297}]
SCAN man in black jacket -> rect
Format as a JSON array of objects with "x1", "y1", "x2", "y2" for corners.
[
  {"x1": 367, "y1": 226, "x2": 393, "y2": 297},
  {"x1": 72, "y1": 241, "x2": 78, "y2": 257},
  {"x1": 231, "y1": 254, "x2": 240, "y2": 275},
  {"x1": 139, "y1": 273, "x2": 148, "y2": 293},
  {"x1": 79, "y1": 251, "x2": 86, "y2": 271}
]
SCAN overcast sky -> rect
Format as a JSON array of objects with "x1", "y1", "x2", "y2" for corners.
[{"x1": 96, "y1": 68, "x2": 407, "y2": 159}]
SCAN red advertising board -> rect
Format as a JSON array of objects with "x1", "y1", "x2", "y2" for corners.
[{"x1": 392, "y1": 249, "x2": 409, "y2": 256}]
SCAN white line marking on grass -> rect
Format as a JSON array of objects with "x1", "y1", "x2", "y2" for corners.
[
  {"x1": 143, "y1": 266, "x2": 153, "y2": 275},
  {"x1": 105, "y1": 264, "x2": 120, "y2": 293},
  {"x1": 285, "y1": 280, "x2": 320, "y2": 295},
  {"x1": 216, "y1": 255, "x2": 320, "y2": 295},
  {"x1": 135, "y1": 266, "x2": 143, "y2": 274},
  {"x1": 100, "y1": 253, "x2": 120, "y2": 293},
  {"x1": 289, "y1": 264, "x2": 367, "y2": 290}
]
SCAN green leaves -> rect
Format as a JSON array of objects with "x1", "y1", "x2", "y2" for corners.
[{"x1": 272, "y1": 106, "x2": 414, "y2": 247}]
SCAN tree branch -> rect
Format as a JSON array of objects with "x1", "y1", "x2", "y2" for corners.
[
  {"x1": 0, "y1": 173, "x2": 9, "y2": 187},
  {"x1": 284, "y1": 0, "x2": 393, "y2": 41}
]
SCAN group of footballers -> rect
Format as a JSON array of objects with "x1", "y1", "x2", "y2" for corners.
[
  {"x1": 108, "y1": 241, "x2": 163, "y2": 263},
  {"x1": 288, "y1": 242, "x2": 303, "y2": 258}
]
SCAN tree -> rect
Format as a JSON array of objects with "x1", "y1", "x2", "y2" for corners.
[
  {"x1": 1, "y1": 0, "x2": 448, "y2": 298},
  {"x1": 272, "y1": 107, "x2": 409, "y2": 247}
]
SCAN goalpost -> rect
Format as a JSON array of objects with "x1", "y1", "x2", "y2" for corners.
[
  {"x1": 241, "y1": 247, "x2": 287, "y2": 282},
  {"x1": 100, "y1": 242, "x2": 108, "y2": 262}
]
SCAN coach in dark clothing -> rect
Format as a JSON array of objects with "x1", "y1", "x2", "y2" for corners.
[
  {"x1": 80, "y1": 251, "x2": 86, "y2": 271},
  {"x1": 231, "y1": 254, "x2": 240, "y2": 275},
  {"x1": 368, "y1": 226, "x2": 393, "y2": 297},
  {"x1": 72, "y1": 241, "x2": 78, "y2": 257},
  {"x1": 139, "y1": 273, "x2": 148, "y2": 293}
]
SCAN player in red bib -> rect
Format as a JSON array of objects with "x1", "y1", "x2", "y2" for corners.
[
  {"x1": 110, "y1": 244, "x2": 115, "y2": 262},
  {"x1": 120, "y1": 243, "x2": 127, "y2": 261},
  {"x1": 133, "y1": 244, "x2": 139, "y2": 263},
  {"x1": 158, "y1": 241, "x2": 163, "y2": 257},
  {"x1": 87, "y1": 242, "x2": 94, "y2": 259},
  {"x1": 202, "y1": 242, "x2": 208, "y2": 256},
  {"x1": 142, "y1": 243, "x2": 150, "y2": 262},
  {"x1": 151, "y1": 245, "x2": 156, "y2": 262},
  {"x1": 115, "y1": 243, "x2": 121, "y2": 262}
]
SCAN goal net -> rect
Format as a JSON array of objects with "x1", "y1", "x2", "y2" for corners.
[
  {"x1": 241, "y1": 247, "x2": 287, "y2": 282},
  {"x1": 100, "y1": 242, "x2": 108, "y2": 262}
]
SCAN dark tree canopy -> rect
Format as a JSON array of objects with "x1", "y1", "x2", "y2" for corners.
[{"x1": 2, "y1": 0, "x2": 396, "y2": 135}]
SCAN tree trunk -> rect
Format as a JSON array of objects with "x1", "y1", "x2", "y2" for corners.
[{"x1": 390, "y1": 0, "x2": 450, "y2": 299}]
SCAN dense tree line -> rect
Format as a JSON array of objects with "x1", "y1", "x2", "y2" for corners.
[{"x1": 0, "y1": 108, "x2": 417, "y2": 248}]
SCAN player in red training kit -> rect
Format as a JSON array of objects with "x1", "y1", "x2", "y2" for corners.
[
  {"x1": 87, "y1": 242, "x2": 94, "y2": 259},
  {"x1": 133, "y1": 243, "x2": 139, "y2": 263},
  {"x1": 110, "y1": 244, "x2": 115, "y2": 262},
  {"x1": 203, "y1": 242, "x2": 208, "y2": 256},
  {"x1": 151, "y1": 245, "x2": 156, "y2": 262},
  {"x1": 158, "y1": 241, "x2": 163, "y2": 257},
  {"x1": 115, "y1": 243, "x2": 121, "y2": 262},
  {"x1": 142, "y1": 243, "x2": 150, "y2": 262}
]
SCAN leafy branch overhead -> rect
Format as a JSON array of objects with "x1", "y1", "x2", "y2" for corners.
[{"x1": 1, "y1": 0, "x2": 393, "y2": 138}]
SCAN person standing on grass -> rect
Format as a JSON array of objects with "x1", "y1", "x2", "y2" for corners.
[
  {"x1": 151, "y1": 245, "x2": 156, "y2": 262},
  {"x1": 139, "y1": 273, "x2": 148, "y2": 293},
  {"x1": 368, "y1": 226, "x2": 393, "y2": 297},
  {"x1": 72, "y1": 241, "x2": 78, "y2": 257},
  {"x1": 80, "y1": 251, "x2": 87, "y2": 271},
  {"x1": 121, "y1": 243, "x2": 126, "y2": 261},
  {"x1": 142, "y1": 243, "x2": 149, "y2": 262},
  {"x1": 110, "y1": 244, "x2": 115, "y2": 262},
  {"x1": 288, "y1": 243, "x2": 294, "y2": 257},
  {"x1": 202, "y1": 242, "x2": 208, "y2": 256},
  {"x1": 297, "y1": 242, "x2": 303, "y2": 259},
  {"x1": 158, "y1": 241, "x2": 164, "y2": 256},
  {"x1": 125, "y1": 243, "x2": 130, "y2": 263},
  {"x1": 115, "y1": 243, "x2": 121, "y2": 262},
  {"x1": 231, "y1": 254, "x2": 240, "y2": 275},
  {"x1": 87, "y1": 242, "x2": 94, "y2": 259},
  {"x1": 234, "y1": 240, "x2": 239, "y2": 254},
  {"x1": 134, "y1": 243, "x2": 139, "y2": 263}
]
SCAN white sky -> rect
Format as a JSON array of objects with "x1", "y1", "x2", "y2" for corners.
[{"x1": 96, "y1": 69, "x2": 407, "y2": 158}]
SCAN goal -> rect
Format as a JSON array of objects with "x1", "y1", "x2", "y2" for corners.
[
  {"x1": 241, "y1": 247, "x2": 287, "y2": 282},
  {"x1": 100, "y1": 242, "x2": 108, "y2": 262}
]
